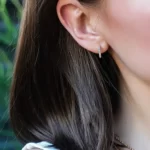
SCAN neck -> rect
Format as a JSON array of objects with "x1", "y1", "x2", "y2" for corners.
[{"x1": 114, "y1": 59, "x2": 150, "y2": 150}]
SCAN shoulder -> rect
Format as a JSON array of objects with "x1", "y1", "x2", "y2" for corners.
[{"x1": 22, "y1": 141, "x2": 59, "y2": 150}]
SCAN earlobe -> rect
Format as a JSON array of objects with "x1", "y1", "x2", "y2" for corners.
[
  {"x1": 100, "y1": 41, "x2": 109, "y2": 52},
  {"x1": 56, "y1": 0, "x2": 109, "y2": 55}
]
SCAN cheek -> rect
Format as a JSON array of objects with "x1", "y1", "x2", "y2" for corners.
[{"x1": 103, "y1": 0, "x2": 150, "y2": 81}]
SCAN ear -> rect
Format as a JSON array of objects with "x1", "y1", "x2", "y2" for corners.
[{"x1": 56, "y1": 0, "x2": 109, "y2": 54}]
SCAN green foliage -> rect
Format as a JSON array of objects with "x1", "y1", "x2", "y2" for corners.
[
  {"x1": 0, "y1": 0, "x2": 22, "y2": 45},
  {"x1": 0, "y1": 0, "x2": 22, "y2": 149}
]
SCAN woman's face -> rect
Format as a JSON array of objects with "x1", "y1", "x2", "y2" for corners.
[{"x1": 99, "y1": 0, "x2": 150, "y2": 82}]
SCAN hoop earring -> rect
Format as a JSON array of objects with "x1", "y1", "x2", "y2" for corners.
[{"x1": 98, "y1": 47, "x2": 101, "y2": 58}]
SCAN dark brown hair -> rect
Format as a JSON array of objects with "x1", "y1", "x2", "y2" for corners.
[{"x1": 10, "y1": 0, "x2": 122, "y2": 149}]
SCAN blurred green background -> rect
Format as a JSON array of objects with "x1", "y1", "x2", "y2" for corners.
[{"x1": 0, "y1": 0, "x2": 22, "y2": 149}]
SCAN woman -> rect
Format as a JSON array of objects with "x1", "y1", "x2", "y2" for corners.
[{"x1": 10, "y1": 0, "x2": 150, "y2": 149}]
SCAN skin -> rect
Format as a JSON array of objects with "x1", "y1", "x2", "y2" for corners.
[
  {"x1": 57, "y1": 0, "x2": 150, "y2": 149},
  {"x1": 103, "y1": 0, "x2": 150, "y2": 82}
]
